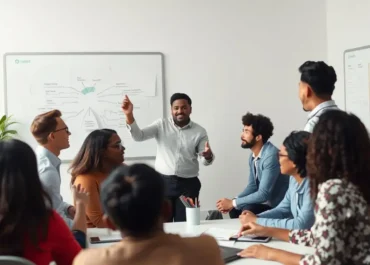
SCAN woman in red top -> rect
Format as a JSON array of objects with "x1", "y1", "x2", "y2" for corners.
[{"x1": 0, "y1": 139, "x2": 81, "y2": 265}]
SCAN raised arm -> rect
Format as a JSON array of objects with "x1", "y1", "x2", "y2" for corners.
[{"x1": 122, "y1": 95, "x2": 159, "y2": 141}]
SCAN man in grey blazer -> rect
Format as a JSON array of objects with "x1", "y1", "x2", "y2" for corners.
[{"x1": 217, "y1": 112, "x2": 289, "y2": 218}]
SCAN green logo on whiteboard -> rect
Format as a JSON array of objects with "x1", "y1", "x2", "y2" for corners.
[{"x1": 15, "y1": 59, "x2": 30, "y2": 64}]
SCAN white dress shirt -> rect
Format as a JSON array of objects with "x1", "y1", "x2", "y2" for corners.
[{"x1": 126, "y1": 117, "x2": 214, "y2": 178}]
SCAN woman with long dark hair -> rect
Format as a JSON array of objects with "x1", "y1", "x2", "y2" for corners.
[
  {"x1": 69, "y1": 129, "x2": 125, "y2": 228},
  {"x1": 237, "y1": 110, "x2": 370, "y2": 264},
  {"x1": 0, "y1": 139, "x2": 81, "y2": 265}
]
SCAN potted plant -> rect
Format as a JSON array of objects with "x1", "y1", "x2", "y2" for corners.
[{"x1": 0, "y1": 115, "x2": 18, "y2": 140}]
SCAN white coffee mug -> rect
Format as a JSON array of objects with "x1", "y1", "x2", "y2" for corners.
[{"x1": 186, "y1": 207, "x2": 200, "y2": 225}]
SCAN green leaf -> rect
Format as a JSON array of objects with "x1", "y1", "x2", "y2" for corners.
[
  {"x1": 0, "y1": 115, "x2": 6, "y2": 125},
  {"x1": 3, "y1": 130, "x2": 17, "y2": 135},
  {"x1": 0, "y1": 115, "x2": 18, "y2": 141},
  {"x1": 4, "y1": 121, "x2": 17, "y2": 130}
]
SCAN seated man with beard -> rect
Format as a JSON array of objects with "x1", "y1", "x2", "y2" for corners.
[{"x1": 217, "y1": 112, "x2": 289, "y2": 218}]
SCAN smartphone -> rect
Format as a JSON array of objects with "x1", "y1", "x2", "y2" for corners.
[
  {"x1": 229, "y1": 235, "x2": 271, "y2": 243},
  {"x1": 89, "y1": 236, "x2": 122, "y2": 244}
]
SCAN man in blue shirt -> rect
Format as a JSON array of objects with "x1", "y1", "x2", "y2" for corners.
[
  {"x1": 217, "y1": 112, "x2": 289, "y2": 218},
  {"x1": 239, "y1": 131, "x2": 315, "y2": 229}
]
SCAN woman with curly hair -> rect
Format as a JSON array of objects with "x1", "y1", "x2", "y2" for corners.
[{"x1": 237, "y1": 110, "x2": 370, "y2": 265}]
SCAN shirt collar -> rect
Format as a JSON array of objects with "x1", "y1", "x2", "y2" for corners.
[
  {"x1": 296, "y1": 177, "x2": 308, "y2": 194},
  {"x1": 307, "y1": 100, "x2": 337, "y2": 120},
  {"x1": 36, "y1": 146, "x2": 61, "y2": 168},
  {"x1": 252, "y1": 142, "x2": 267, "y2": 159}
]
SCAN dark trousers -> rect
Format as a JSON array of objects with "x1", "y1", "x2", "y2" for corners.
[
  {"x1": 229, "y1": 203, "x2": 271, "y2": 219},
  {"x1": 161, "y1": 174, "x2": 201, "y2": 222}
]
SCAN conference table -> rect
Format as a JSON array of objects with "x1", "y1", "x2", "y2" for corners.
[{"x1": 87, "y1": 219, "x2": 314, "y2": 265}]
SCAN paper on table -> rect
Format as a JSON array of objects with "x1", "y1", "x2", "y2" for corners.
[
  {"x1": 203, "y1": 227, "x2": 258, "y2": 241},
  {"x1": 95, "y1": 234, "x2": 122, "y2": 242},
  {"x1": 218, "y1": 240, "x2": 236, "y2": 247},
  {"x1": 202, "y1": 228, "x2": 239, "y2": 241}
]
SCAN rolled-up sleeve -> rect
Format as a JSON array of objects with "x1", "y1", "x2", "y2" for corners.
[{"x1": 126, "y1": 120, "x2": 160, "y2": 141}]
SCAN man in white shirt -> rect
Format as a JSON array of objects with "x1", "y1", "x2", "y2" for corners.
[
  {"x1": 122, "y1": 93, "x2": 214, "y2": 222},
  {"x1": 298, "y1": 61, "x2": 339, "y2": 132},
  {"x1": 31, "y1": 109, "x2": 75, "y2": 227}
]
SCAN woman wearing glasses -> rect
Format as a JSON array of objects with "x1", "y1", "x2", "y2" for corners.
[
  {"x1": 70, "y1": 129, "x2": 125, "y2": 228},
  {"x1": 239, "y1": 131, "x2": 315, "y2": 230}
]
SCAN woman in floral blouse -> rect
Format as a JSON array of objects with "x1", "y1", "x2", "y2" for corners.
[{"x1": 237, "y1": 110, "x2": 370, "y2": 265}]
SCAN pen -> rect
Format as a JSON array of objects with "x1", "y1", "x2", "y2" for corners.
[
  {"x1": 179, "y1": 196, "x2": 188, "y2": 207},
  {"x1": 180, "y1": 195, "x2": 191, "y2": 207},
  {"x1": 195, "y1": 197, "x2": 198, "y2": 208},
  {"x1": 187, "y1": 198, "x2": 195, "y2": 207}
]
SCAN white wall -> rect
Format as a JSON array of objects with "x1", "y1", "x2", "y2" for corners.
[
  {"x1": 0, "y1": 0, "x2": 327, "y2": 211},
  {"x1": 326, "y1": 0, "x2": 370, "y2": 109}
]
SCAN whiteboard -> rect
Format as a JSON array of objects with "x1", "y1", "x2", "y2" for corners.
[
  {"x1": 3, "y1": 52, "x2": 165, "y2": 161},
  {"x1": 344, "y1": 46, "x2": 370, "y2": 130}
]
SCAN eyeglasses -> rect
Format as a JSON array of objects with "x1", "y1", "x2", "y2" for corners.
[
  {"x1": 278, "y1": 153, "x2": 288, "y2": 158},
  {"x1": 54, "y1": 127, "x2": 70, "y2": 134}
]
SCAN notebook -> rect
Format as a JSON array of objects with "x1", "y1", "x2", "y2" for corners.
[{"x1": 220, "y1": 246, "x2": 242, "y2": 263}]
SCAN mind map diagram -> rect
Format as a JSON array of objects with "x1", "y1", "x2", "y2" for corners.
[{"x1": 32, "y1": 72, "x2": 151, "y2": 133}]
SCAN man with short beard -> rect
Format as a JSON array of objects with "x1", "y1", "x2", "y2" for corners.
[
  {"x1": 122, "y1": 93, "x2": 214, "y2": 222},
  {"x1": 217, "y1": 112, "x2": 289, "y2": 218}
]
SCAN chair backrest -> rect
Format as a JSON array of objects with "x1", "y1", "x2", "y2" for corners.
[{"x1": 0, "y1": 256, "x2": 36, "y2": 265}]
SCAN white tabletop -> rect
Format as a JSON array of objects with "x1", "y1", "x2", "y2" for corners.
[{"x1": 87, "y1": 219, "x2": 314, "y2": 265}]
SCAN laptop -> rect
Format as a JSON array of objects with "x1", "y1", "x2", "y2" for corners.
[{"x1": 219, "y1": 246, "x2": 242, "y2": 263}]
